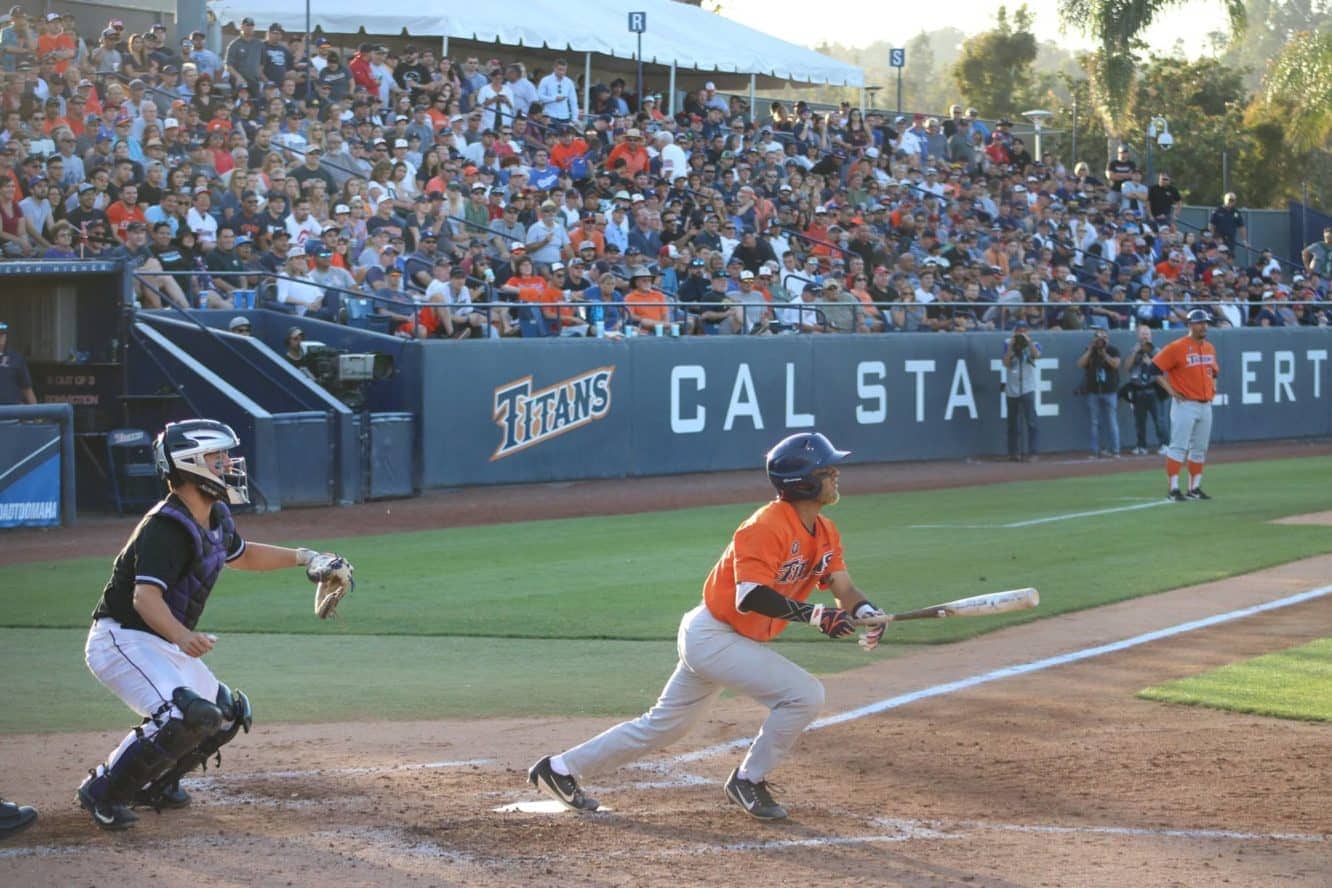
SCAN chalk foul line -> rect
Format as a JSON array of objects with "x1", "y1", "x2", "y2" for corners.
[{"x1": 912, "y1": 499, "x2": 1168, "y2": 529}]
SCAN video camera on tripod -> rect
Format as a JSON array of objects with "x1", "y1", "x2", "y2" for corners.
[{"x1": 298, "y1": 341, "x2": 394, "y2": 409}]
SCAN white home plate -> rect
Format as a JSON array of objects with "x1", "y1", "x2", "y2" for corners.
[{"x1": 493, "y1": 799, "x2": 612, "y2": 814}]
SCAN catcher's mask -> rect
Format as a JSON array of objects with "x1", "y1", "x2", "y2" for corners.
[
  {"x1": 154, "y1": 419, "x2": 250, "y2": 505},
  {"x1": 765, "y1": 432, "x2": 850, "y2": 501}
]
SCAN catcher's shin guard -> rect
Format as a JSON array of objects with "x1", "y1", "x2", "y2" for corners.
[
  {"x1": 139, "y1": 684, "x2": 252, "y2": 805},
  {"x1": 104, "y1": 688, "x2": 223, "y2": 804}
]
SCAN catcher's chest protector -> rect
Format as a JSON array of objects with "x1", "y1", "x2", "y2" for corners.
[{"x1": 153, "y1": 501, "x2": 237, "y2": 630}]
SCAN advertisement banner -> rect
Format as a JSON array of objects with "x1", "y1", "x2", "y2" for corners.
[{"x1": 0, "y1": 425, "x2": 61, "y2": 527}]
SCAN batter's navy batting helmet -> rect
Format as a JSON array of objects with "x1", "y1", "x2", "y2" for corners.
[
  {"x1": 1186, "y1": 308, "x2": 1211, "y2": 324},
  {"x1": 154, "y1": 419, "x2": 250, "y2": 504},
  {"x1": 766, "y1": 432, "x2": 850, "y2": 501}
]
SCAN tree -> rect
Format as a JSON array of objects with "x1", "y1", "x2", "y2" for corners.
[
  {"x1": 1058, "y1": 0, "x2": 1247, "y2": 136},
  {"x1": 952, "y1": 5, "x2": 1039, "y2": 117},
  {"x1": 1261, "y1": 28, "x2": 1332, "y2": 152}
]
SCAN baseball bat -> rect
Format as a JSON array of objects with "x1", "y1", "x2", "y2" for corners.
[{"x1": 853, "y1": 587, "x2": 1039, "y2": 625}]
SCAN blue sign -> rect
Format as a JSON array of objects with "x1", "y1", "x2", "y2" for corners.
[
  {"x1": 628, "y1": 11, "x2": 647, "y2": 33},
  {"x1": 0, "y1": 449, "x2": 60, "y2": 528},
  {"x1": 890, "y1": 48, "x2": 906, "y2": 68}
]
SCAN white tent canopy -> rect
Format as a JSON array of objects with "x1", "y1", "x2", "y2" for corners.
[{"x1": 208, "y1": 0, "x2": 864, "y2": 89}]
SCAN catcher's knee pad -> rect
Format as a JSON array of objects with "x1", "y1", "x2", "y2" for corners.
[{"x1": 173, "y1": 686, "x2": 224, "y2": 734}]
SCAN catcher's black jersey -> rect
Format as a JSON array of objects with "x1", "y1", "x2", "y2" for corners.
[{"x1": 92, "y1": 495, "x2": 245, "y2": 638}]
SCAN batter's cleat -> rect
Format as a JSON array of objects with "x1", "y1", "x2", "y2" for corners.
[
  {"x1": 0, "y1": 798, "x2": 37, "y2": 839},
  {"x1": 1186, "y1": 488, "x2": 1212, "y2": 501},
  {"x1": 132, "y1": 780, "x2": 191, "y2": 811},
  {"x1": 77, "y1": 772, "x2": 138, "y2": 831},
  {"x1": 528, "y1": 756, "x2": 599, "y2": 812},
  {"x1": 1167, "y1": 489, "x2": 1187, "y2": 502},
  {"x1": 724, "y1": 768, "x2": 787, "y2": 821}
]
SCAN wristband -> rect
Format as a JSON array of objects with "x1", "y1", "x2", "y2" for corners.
[
  {"x1": 853, "y1": 600, "x2": 879, "y2": 620},
  {"x1": 296, "y1": 547, "x2": 316, "y2": 566}
]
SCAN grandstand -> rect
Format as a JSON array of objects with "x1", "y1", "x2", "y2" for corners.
[{"x1": 0, "y1": 5, "x2": 1328, "y2": 523}]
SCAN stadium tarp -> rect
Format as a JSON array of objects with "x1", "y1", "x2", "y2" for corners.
[{"x1": 208, "y1": 0, "x2": 864, "y2": 88}]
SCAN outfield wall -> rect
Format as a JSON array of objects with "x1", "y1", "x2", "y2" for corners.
[{"x1": 417, "y1": 329, "x2": 1331, "y2": 488}]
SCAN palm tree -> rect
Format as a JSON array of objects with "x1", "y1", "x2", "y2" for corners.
[
  {"x1": 1262, "y1": 29, "x2": 1332, "y2": 153},
  {"x1": 1058, "y1": 0, "x2": 1246, "y2": 136}
]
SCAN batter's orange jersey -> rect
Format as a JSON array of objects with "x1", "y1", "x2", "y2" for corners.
[
  {"x1": 1152, "y1": 334, "x2": 1219, "y2": 402},
  {"x1": 702, "y1": 499, "x2": 846, "y2": 643}
]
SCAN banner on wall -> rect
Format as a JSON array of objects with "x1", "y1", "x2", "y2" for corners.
[
  {"x1": 0, "y1": 425, "x2": 61, "y2": 527},
  {"x1": 415, "y1": 329, "x2": 1332, "y2": 488}
]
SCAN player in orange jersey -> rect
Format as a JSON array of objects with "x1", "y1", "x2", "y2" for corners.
[
  {"x1": 1151, "y1": 309, "x2": 1220, "y2": 501},
  {"x1": 528, "y1": 433, "x2": 886, "y2": 821}
]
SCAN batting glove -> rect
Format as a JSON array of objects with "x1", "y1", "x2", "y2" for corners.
[
  {"x1": 854, "y1": 601, "x2": 889, "y2": 651},
  {"x1": 808, "y1": 603, "x2": 856, "y2": 639}
]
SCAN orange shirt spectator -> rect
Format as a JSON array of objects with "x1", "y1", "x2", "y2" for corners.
[
  {"x1": 549, "y1": 133, "x2": 589, "y2": 171},
  {"x1": 625, "y1": 275, "x2": 669, "y2": 329},
  {"x1": 606, "y1": 129, "x2": 649, "y2": 178},
  {"x1": 105, "y1": 194, "x2": 146, "y2": 242},
  {"x1": 36, "y1": 25, "x2": 76, "y2": 76}
]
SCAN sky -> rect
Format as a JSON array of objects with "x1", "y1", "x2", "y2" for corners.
[{"x1": 717, "y1": 0, "x2": 1233, "y2": 57}]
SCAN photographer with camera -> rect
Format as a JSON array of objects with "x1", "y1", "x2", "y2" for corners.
[
  {"x1": 1076, "y1": 328, "x2": 1122, "y2": 458},
  {"x1": 1001, "y1": 320, "x2": 1042, "y2": 462},
  {"x1": 1122, "y1": 325, "x2": 1168, "y2": 455}
]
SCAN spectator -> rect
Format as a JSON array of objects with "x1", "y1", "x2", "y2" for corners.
[
  {"x1": 1302, "y1": 226, "x2": 1332, "y2": 280},
  {"x1": 0, "y1": 319, "x2": 36, "y2": 404},
  {"x1": 1076, "y1": 328, "x2": 1122, "y2": 458},
  {"x1": 1001, "y1": 320, "x2": 1041, "y2": 462}
]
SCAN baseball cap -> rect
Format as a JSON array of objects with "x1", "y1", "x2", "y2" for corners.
[
  {"x1": 394, "y1": 138, "x2": 408, "y2": 148},
  {"x1": 551, "y1": 261, "x2": 565, "y2": 272},
  {"x1": 334, "y1": 203, "x2": 350, "y2": 214},
  {"x1": 739, "y1": 270, "x2": 755, "y2": 281},
  {"x1": 228, "y1": 316, "x2": 252, "y2": 331},
  {"x1": 578, "y1": 240, "x2": 596, "y2": 251}
]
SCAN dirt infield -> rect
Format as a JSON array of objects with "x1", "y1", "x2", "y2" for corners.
[{"x1": 2, "y1": 439, "x2": 1331, "y2": 886}]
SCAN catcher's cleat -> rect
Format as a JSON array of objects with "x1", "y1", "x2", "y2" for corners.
[
  {"x1": 724, "y1": 768, "x2": 787, "y2": 821},
  {"x1": 1166, "y1": 489, "x2": 1187, "y2": 502},
  {"x1": 1186, "y1": 488, "x2": 1212, "y2": 501},
  {"x1": 77, "y1": 772, "x2": 138, "y2": 831},
  {"x1": 132, "y1": 780, "x2": 191, "y2": 811},
  {"x1": 528, "y1": 756, "x2": 599, "y2": 812},
  {"x1": 0, "y1": 798, "x2": 38, "y2": 838}
]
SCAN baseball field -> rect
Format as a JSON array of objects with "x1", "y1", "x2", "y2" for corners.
[{"x1": 1, "y1": 442, "x2": 1330, "y2": 886}]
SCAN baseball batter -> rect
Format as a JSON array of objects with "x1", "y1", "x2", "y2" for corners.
[
  {"x1": 76, "y1": 419, "x2": 354, "y2": 831},
  {"x1": 529, "y1": 432, "x2": 887, "y2": 820},
  {"x1": 1151, "y1": 309, "x2": 1220, "y2": 501}
]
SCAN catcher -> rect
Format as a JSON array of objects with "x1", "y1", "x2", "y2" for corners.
[{"x1": 76, "y1": 419, "x2": 354, "y2": 831}]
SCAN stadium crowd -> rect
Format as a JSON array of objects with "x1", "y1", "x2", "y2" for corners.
[{"x1": 0, "y1": 8, "x2": 1329, "y2": 338}]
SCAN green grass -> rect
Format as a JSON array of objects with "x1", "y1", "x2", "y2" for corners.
[
  {"x1": 0, "y1": 628, "x2": 896, "y2": 734},
  {"x1": 3, "y1": 455, "x2": 1331, "y2": 733},
  {"x1": 1138, "y1": 638, "x2": 1332, "y2": 722}
]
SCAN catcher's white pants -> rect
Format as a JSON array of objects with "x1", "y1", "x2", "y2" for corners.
[
  {"x1": 560, "y1": 604, "x2": 824, "y2": 784},
  {"x1": 85, "y1": 618, "x2": 221, "y2": 769}
]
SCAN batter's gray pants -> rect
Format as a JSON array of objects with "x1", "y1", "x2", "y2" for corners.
[
  {"x1": 561, "y1": 604, "x2": 825, "y2": 783},
  {"x1": 1166, "y1": 398, "x2": 1212, "y2": 463}
]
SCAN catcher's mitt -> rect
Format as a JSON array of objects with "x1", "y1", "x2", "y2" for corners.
[{"x1": 307, "y1": 553, "x2": 354, "y2": 619}]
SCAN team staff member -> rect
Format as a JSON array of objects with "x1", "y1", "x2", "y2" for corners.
[
  {"x1": 1151, "y1": 309, "x2": 1219, "y2": 501},
  {"x1": 529, "y1": 432, "x2": 888, "y2": 821},
  {"x1": 77, "y1": 419, "x2": 354, "y2": 830},
  {"x1": 0, "y1": 321, "x2": 36, "y2": 405}
]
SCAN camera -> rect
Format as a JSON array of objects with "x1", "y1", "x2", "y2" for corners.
[
  {"x1": 1013, "y1": 333, "x2": 1028, "y2": 350},
  {"x1": 299, "y1": 342, "x2": 394, "y2": 409}
]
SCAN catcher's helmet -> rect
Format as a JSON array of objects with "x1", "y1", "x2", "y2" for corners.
[
  {"x1": 765, "y1": 432, "x2": 850, "y2": 501},
  {"x1": 1186, "y1": 308, "x2": 1211, "y2": 324},
  {"x1": 154, "y1": 419, "x2": 249, "y2": 504}
]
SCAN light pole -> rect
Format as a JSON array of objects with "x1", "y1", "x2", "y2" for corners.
[
  {"x1": 1145, "y1": 116, "x2": 1172, "y2": 181},
  {"x1": 1021, "y1": 109, "x2": 1053, "y2": 159}
]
